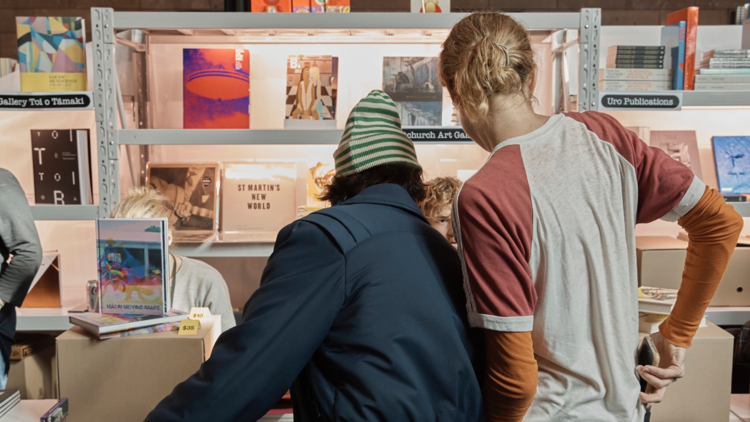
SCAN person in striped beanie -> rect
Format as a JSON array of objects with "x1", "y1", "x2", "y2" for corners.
[{"x1": 146, "y1": 90, "x2": 485, "y2": 422}]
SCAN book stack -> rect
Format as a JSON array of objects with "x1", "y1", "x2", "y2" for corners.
[
  {"x1": 599, "y1": 68, "x2": 672, "y2": 92},
  {"x1": 0, "y1": 390, "x2": 20, "y2": 419},
  {"x1": 696, "y1": 50, "x2": 750, "y2": 91},
  {"x1": 638, "y1": 287, "x2": 707, "y2": 334},
  {"x1": 606, "y1": 46, "x2": 665, "y2": 69},
  {"x1": 737, "y1": 3, "x2": 749, "y2": 25},
  {"x1": 69, "y1": 310, "x2": 188, "y2": 339}
]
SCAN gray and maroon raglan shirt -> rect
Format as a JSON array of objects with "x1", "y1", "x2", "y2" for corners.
[{"x1": 453, "y1": 111, "x2": 705, "y2": 421}]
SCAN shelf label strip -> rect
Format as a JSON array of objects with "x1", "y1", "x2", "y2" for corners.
[{"x1": 0, "y1": 92, "x2": 93, "y2": 111}]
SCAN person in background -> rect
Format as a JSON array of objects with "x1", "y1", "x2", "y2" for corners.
[
  {"x1": 0, "y1": 168, "x2": 42, "y2": 389},
  {"x1": 110, "y1": 187, "x2": 235, "y2": 332},
  {"x1": 439, "y1": 12, "x2": 743, "y2": 422},
  {"x1": 419, "y1": 176, "x2": 462, "y2": 245},
  {"x1": 145, "y1": 90, "x2": 484, "y2": 422}
]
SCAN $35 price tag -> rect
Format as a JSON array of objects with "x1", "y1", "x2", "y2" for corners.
[{"x1": 179, "y1": 319, "x2": 201, "y2": 336}]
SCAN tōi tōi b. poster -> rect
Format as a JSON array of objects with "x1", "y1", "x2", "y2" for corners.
[{"x1": 183, "y1": 49, "x2": 250, "y2": 129}]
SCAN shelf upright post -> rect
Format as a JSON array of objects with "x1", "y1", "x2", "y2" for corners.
[
  {"x1": 578, "y1": 8, "x2": 601, "y2": 112},
  {"x1": 91, "y1": 8, "x2": 120, "y2": 219}
]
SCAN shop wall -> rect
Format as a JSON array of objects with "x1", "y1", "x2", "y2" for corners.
[{"x1": 0, "y1": 0, "x2": 739, "y2": 59}]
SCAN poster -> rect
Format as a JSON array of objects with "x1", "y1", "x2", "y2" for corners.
[
  {"x1": 286, "y1": 55, "x2": 337, "y2": 121},
  {"x1": 383, "y1": 57, "x2": 443, "y2": 126},
  {"x1": 183, "y1": 49, "x2": 250, "y2": 129}
]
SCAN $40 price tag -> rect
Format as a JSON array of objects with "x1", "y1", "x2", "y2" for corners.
[{"x1": 179, "y1": 319, "x2": 201, "y2": 336}]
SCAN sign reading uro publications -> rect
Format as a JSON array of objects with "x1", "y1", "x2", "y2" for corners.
[{"x1": 599, "y1": 91, "x2": 683, "y2": 111}]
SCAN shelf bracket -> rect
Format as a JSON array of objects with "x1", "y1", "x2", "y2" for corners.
[
  {"x1": 578, "y1": 8, "x2": 601, "y2": 112},
  {"x1": 92, "y1": 7, "x2": 120, "y2": 219}
]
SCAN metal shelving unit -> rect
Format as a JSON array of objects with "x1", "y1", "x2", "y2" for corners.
[
  {"x1": 596, "y1": 90, "x2": 750, "y2": 109},
  {"x1": 731, "y1": 203, "x2": 750, "y2": 217},
  {"x1": 172, "y1": 241, "x2": 275, "y2": 258}
]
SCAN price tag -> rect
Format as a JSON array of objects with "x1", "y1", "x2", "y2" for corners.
[
  {"x1": 189, "y1": 307, "x2": 212, "y2": 322},
  {"x1": 179, "y1": 319, "x2": 201, "y2": 336}
]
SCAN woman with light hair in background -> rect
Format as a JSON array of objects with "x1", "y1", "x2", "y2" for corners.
[
  {"x1": 110, "y1": 187, "x2": 235, "y2": 332},
  {"x1": 439, "y1": 11, "x2": 742, "y2": 422},
  {"x1": 419, "y1": 176, "x2": 462, "y2": 245}
]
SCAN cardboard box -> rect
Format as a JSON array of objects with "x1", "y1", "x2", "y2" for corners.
[
  {"x1": 57, "y1": 316, "x2": 220, "y2": 422},
  {"x1": 6, "y1": 342, "x2": 56, "y2": 400},
  {"x1": 636, "y1": 236, "x2": 750, "y2": 306},
  {"x1": 642, "y1": 322, "x2": 733, "y2": 422}
]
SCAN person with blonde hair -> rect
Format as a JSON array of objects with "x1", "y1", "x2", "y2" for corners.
[
  {"x1": 439, "y1": 11, "x2": 742, "y2": 422},
  {"x1": 110, "y1": 187, "x2": 235, "y2": 332},
  {"x1": 420, "y1": 176, "x2": 462, "y2": 244}
]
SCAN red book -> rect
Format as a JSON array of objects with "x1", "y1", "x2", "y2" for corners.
[
  {"x1": 251, "y1": 0, "x2": 292, "y2": 12},
  {"x1": 666, "y1": 7, "x2": 699, "y2": 90}
]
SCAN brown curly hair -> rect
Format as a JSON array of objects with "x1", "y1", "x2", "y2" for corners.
[
  {"x1": 419, "y1": 177, "x2": 462, "y2": 221},
  {"x1": 318, "y1": 164, "x2": 426, "y2": 206},
  {"x1": 439, "y1": 12, "x2": 536, "y2": 123}
]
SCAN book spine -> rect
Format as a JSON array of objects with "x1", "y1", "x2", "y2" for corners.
[
  {"x1": 684, "y1": 9, "x2": 699, "y2": 90},
  {"x1": 695, "y1": 75, "x2": 750, "y2": 83},
  {"x1": 700, "y1": 68, "x2": 750, "y2": 75},
  {"x1": 608, "y1": 58, "x2": 665, "y2": 65},
  {"x1": 694, "y1": 83, "x2": 750, "y2": 90},
  {"x1": 599, "y1": 68, "x2": 672, "y2": 81},
  {"x1": 601, "y1": 81, "x2": 671, "y2": 91},
  {"x1": 611, "y1": 63, "x2": 665, "y2": 69},
  {"x1": 609, "y1": 46, "x2": 665, "y2": 53},
  {"x1": 710, "y1": 63, "x2": 750, "y2": 68},
  {"x1": 710, "y1": 58, "x2": 750, "y2": 62}
]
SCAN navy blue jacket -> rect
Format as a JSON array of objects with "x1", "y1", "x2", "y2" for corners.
[{"x1": 146, "y1": 184, "x2": 485, "y2": 422}]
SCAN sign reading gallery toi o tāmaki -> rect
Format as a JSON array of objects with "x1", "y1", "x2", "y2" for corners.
[
  {"x1": 404, "y1": 127, "x2": 472, "y2": 142},
  {"x1": 0, "y1": 92, "x2": 93, "y2": 110},
  {"x1": 598, "y1": 91, "x2": 683, "y2": 111}
]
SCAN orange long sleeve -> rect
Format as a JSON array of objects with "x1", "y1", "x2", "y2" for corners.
[
  {"x1": 659, "y1": 187, "x2": 744, "y2": 348},
  {"x1": 484, "y1": 331, "x2": 538, "y2": 422}
]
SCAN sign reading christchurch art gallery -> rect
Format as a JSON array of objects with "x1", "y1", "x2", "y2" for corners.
[
  {"x1": 404, "y1": 127, "x2": 472, "y2": 142},
  {"x1": 0, "y1": 92, "x2": 93, "y2": 110},
  {"x1": 598, "y1": 91, "x2": 682, "y2": 111}
]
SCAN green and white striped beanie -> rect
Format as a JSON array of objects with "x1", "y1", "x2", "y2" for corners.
[{"x1": 334, "y1": 90, "x2": 422, "y2": 177}]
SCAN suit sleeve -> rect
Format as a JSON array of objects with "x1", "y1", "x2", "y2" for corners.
[
  {"x1": 145, "y1": 221, "x2": 345, "y2": 422},
  {"x1": 0, "y1": 175, "x2": 42, "y2": 306}
]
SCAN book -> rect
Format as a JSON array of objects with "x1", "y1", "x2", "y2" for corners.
[
  {"x1": 607, "y1": 46, "x2": 665, "y2": 55},
  {"x1": 639, "y1": 312, "x2": 707, "y2": 334},
  {"x1": 293, "y1": 0, "x2": 310, "y2": 12},
  {"x1": 706, "y1": 63, "x2": 750, "y2": 69},
  {"x1": 608, "y1": 53, "x2": 665, "y2": 60},
  {"x1": 661, "y1": 21, "x2": 686, "y2": 91},
  {"x1": 712, "y1": 136, "x2": 750, "y2": 195},
  {"x1": 183, "y1": 49, "x2": 249, "y2": 129},
  {"x1": 383, "y1": 57, "x2": 443, "y2": 126},
  {"x1": 0, "y1": 58, "x2": 17, "y2": 77},
  {"x1": 0, "y1": 390, "x2": 20, "y2": 418},
  {"x1": 251, "y1": 0, "x2": 292, "y2": 12},
  {"x1": 599, "y1": 68, "x2": 672, "y2": 81},
  {"x1": 221, "y1": 163, "x2": 297, "y2": 241},
  {"x1": 695, "y1": 84, "x2": 750, "y2": 90},
  {"x1": 666, "y1": 7, "x2": 698, "y2": 90},
  {"x1": 650, "y1": 131, "x2": 702, "y2": 179},
  {"x1": 40, "y1": 398, "x2": 69, "y2": 422},
  {"x1": 310, "y1": 0, "x2": 325, "y2": 12},
  {"x1": 700, "y1": 68, "x2": 750, "y2": 75},
  {"x1": 98, "y1": 321, "x2": 181, "y2": 339},
  {"x1": 146, "y1": 163, "x2": 220, "y2": 241},
  {"x1": 638, "y1": 287, "x2": 677, "y2": 315},
  {"x1": 600, "y1": 81, "x2": 671, "y2": 91},
  {"x1": 16, "y1": 16, "x2": 86, "y2": 92},
  {"x1": 298, "y1": 162, "x2": 334, "y2": 218},
  {"x1": 286, "y1": 55, "x2": 337, "y2": 122},
  {"x1": 69, "y1": 310, "x2": 188, "y2": 338},
  {"x1": 30, "y1": 129, "x2": 92, "y2": 205},
  {"x1": 326, "y1": 0, "x2": 350, "y2": 12},
  {"x1": 96, "y1": 218, "x2": 170, "y2": 315},
  {"x1": 411, "y1": 0, "x2": 449, "y2": 13},
  {"x1": 695, "y1": 74, "x2": 750, "y2": 83},
  {"x1": 702, "y1": 50, "x2": 750, "y2": 59},
  {"x1": 609, "y1": 63, "x2": 665, "y2": 69},
  {"x1": 606, "y1": 58, "x2": 665, "y2": 66}
]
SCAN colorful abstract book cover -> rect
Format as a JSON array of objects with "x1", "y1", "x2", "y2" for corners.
[
  {"x1": 326, "y1": 0, "x2": 350, "y2": 12},
  {"x1": 712, "y1": 136, "x2": 750, "y2": 194},
  {"x1": 293, "y1": 0, "x2": 311, "y2": 12},
  {"x1": 286, "y1": 55, "x2": 337, "y2": 121},
  {"x1": 146, "y1": 163, "x2": 219, "y2": 242},
  {"x1": 96, "y1": 218, "x2": 168, "y2": 316},
  {"x1": 183, "y1": 49, "x2": 249, "y2": 129},
  {"x1": 383, "y1": 57, "x2": 443, "y2": 126},
  {"x1": 16, "y1": 16, "x2": 86, "y2": 92},
  {"x1": 311, "y1": 0, "x2": 325, "y2": 12}
]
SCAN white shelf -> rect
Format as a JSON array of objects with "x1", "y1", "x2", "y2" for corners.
[
  {"x1": 731, "y1": 202, "x2": 750, "y2": 217},
  {"x1": 683, "y1": 91, "x2": 750, "y2": 107},
  {"x1": 172, "y1": 241, "x2": 275, "y2": 258},
  {"x1": 118, "y1": 129, "x2": 473, "y2": 145},
  {"x1": 16, "y1": 307, "x2": 76, "y2": 331},
  {"x1": 30, "y1": 205, "x2": 99, "y2": 220},
  {"x1": 705, "y1": 307, "x2": 750, "y2": 326},
  {"x1": 113, "y1": 12, "x2": 581, "y2": 31}
]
